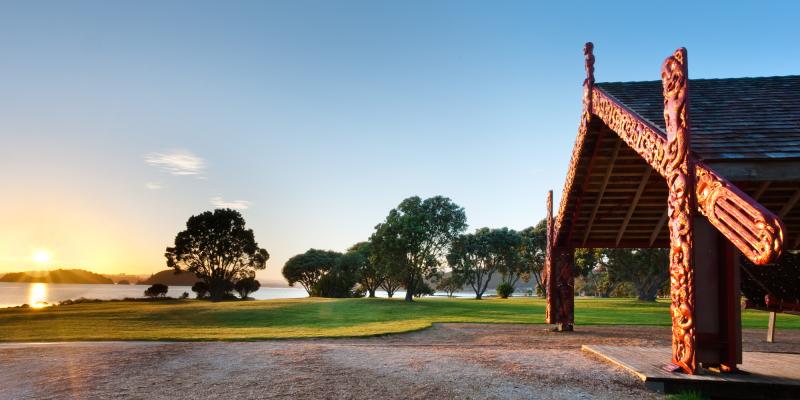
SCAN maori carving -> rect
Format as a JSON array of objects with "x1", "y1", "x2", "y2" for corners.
[
  {"x1": 583, "y1": 42, "x2": 595, "y2": 115},
  {"x1": 662, "y1": 48, "x2": 696, "y2": 374},
  {"x1": 554, "y1": 42, "x2": 596, "y2": 243},
  {"x1": 592, "y1": 89, "x2": 668, "y2": 177},
  {"x1": 591, "y1": 78, "x2": 785, "y2": 266},
  {"x1": 544, "y1": 190, "x2": 556, "y2": 324},
  {"x1": 695, "y1": 167, "x2": 785, "y2": 265}
]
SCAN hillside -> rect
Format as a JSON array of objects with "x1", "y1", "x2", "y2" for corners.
[
  {"x1": 0, "y1": 269, "x2": 113, "y2": 284},
  {"x1": 138, "y1": 270, "x2": 201, "y2": 286}
]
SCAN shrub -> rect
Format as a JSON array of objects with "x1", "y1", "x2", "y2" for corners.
[
  {"x1": 191, "y1": 281, "x2": 209, "y2": 299},
  {"x1": 180, "y1": 292, "x2": 189, "y2": 299},
  {"x1": 234, "y1": 277, "x2": 261, "y2": 299},
  {"x1": 412, "y1": 280, "x2": 435, "y2": 298},
  {"x1": 144, "y1": 283, "x2": 169, "y2": 298},
  {"x1": 496, "y1": 282, "x2": 514, "y2": 299}
]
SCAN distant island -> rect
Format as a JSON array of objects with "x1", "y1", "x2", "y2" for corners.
[
  {"x1": 0, "y1": 269, "x2": 113, "y2": 284},
  {"x1": 137, "y1": 269, "x2": 201, "y2": 286}
]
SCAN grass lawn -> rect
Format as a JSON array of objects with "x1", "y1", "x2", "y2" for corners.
[{"x1": 1, "y1": 297, "x2": 798, "y2": 342}]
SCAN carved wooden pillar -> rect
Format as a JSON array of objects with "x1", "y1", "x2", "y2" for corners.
[
  {"x1": 555, "y1": 247, "x2": 575, "y2": 331},
  {"x1": 544, "y1": 190, "x2": 556, "y2": 324},
  {"x1": 662, "y1": 48, "x2": 697, "y2": 374}
]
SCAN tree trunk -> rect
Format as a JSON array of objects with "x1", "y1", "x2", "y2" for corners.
[{"x1": 368, "y1": 289, "x2": 376, "y2": 298}]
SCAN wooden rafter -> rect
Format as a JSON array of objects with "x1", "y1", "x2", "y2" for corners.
[
  {"x1": 754, "y1": 181, "x2": 771, "y2": 201},
  {"x1": 582, "y1": 140, "x2": 622, "y2": 246},
  {"x1": 616, "y1": 166, "x2": 652, "y2": 245},
  {"x1": 564, "y1": 130, "x2": 605, "y2": 245},
  {"x1": 779, "y1": 188, "x2": 800, "y2": 218},
  {"x1": 649, "y1": 208, "x2": 668, "y2": 246}
]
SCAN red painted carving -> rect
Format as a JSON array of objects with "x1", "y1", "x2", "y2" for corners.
[
  {"x1": 554, "y1": 42, "x2": 595, "y2": 243},
  {"x1": 662, "y1": 48, "x2": 696, "y2": 374},
  {"x1": 695, "y1": 168, "x2": 785, "y2": 265},
  {"x1": 591, "y1": 84, "x2": 784, "y2": 266},
  {"x1": 544, "y1": 190, "x2": 555, "y2": 324}
]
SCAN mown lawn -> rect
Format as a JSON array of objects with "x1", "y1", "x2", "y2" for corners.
[{"x1": 0, "y1": 297, "x2": 797, "y2": 342}]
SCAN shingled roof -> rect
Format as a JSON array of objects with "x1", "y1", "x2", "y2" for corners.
[{"x1": 597, "y1": 75, "x2": 800, "y2": 161}]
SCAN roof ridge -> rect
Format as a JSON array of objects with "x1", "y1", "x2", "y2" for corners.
[{"x1": 597, "y1": 74, "x2": 800, "y2": 85}]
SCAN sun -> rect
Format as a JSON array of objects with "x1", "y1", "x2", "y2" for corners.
[{"x1": 32, "y1": 249, "x2": 51, "y2": 264}]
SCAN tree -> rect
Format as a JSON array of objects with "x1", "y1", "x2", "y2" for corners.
[
  {"x1": 598, "y1": 248, "x2": 668, "y2": 301},
  {"x1": 436, "y1": 274, "x2": 465, "y2": 297},
  {"x1": 234, "y1": 276, "x2": 261, "y2": 299},
  {"x1": 448, "y1": 227, "x2": 521, "y2": 300},
  {"x1": 519, "y1": 222, "x2": 547, "y2": 295},
  {"x1": 371, "y1": 196, "x2": 467, "y2": 301},
  {"x1": 165, "y1": 209, "x2": 269, "y2": 301},
  {"x1": 282, "y1": 249, "x2": 342, "y2": 295},
  {"x1": 192, "y1": 281, "x2": 209, "y2": 299},
  {"x1": 347, "y1": 241, "x2": 383, "y2": 298},
  {"x1": 316, "y1": 252, "x2": 362, "y2": 298},
  {"x1": 144, "y1": 283, "x2": 168, "y2": 298},
  {"x1": 412, "y1": 280, "x2": 435, "y2": 298},
  {"x1": 380, "y1": 275, "x2": 403, "y2": 298}
]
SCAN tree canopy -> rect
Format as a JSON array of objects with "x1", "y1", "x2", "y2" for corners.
[
  {"x1": 165, "y1": 208, "x2": 269, "y2": 301},
  {"x1": 282, "y1": 249, "x2": 342, "y2": 295},
  {"x1": 448, "y1": 227, "x2": 521, "y2": 299},
  {"x1": 371, "y1": 196, "x2": 467, "y2": 301}
]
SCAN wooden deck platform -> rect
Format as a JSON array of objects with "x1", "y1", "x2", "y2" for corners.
[{"x1": 583, "y1": 345, "x2": 800, "y2": 399}]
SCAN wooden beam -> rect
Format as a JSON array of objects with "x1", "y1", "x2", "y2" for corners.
[
  {"x1": 582, "y1": 140, "x2": 622, "y2": 246},
  {"x1": 754, "y1": 181, "x2": 771, "y2": 201},
  {"x1": 704, "y1": 161, "x2": 800, "y2": 182},
  {"x1": 779, "y1": 188, "x2": 800, "y2": 218},
  {"x1": 649, "y1": 208, "x2": 668, "y2": 247},
  {"x1": 616, "y1": 166, "x2": 652, "y2": 245}
]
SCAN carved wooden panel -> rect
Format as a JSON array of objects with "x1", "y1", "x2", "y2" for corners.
[{"x1": 591, "y1": 86, "x2": 784, "y2": 266}]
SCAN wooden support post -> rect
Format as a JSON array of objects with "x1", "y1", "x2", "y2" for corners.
[
  {"x1": 544, "y1": 190, "x2": 556, "y2": 324},
  {"x1": 662, "y1": 48, "x2": 697, "y2": 374},
  {"x1": 694, "y1": 219, "x2": 741, "y2": 371},
  {"x1": 555, "y1": 247, "x2": 575, "y2": 332},
  {"x1": 767, "y1": 312, "x2": 777, "y2": 343}
]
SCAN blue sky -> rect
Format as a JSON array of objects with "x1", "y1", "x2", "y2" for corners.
[{"x1": 1, "y1": 1, "x2": 798, "y2": 281}]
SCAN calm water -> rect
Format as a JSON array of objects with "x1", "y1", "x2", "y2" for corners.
[
  {"x1": 0, "y1": 282, "x2": 527, "y2": 308},
  {"x1": 0, "y1": 282, "x2": 309, "y2": 308}
]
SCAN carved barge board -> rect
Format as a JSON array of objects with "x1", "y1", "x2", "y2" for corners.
[{"x1": 590, "y1": 87, "x2": 785, "y2": 266}]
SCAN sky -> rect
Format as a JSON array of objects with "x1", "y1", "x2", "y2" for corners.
[{"x1": 1, "y1": 1, "x2": 799, "y2": 282}]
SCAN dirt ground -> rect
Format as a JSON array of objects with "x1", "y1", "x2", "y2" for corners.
[{"x1": 1, "y1": 324, "x2": 798, "y2": 400}]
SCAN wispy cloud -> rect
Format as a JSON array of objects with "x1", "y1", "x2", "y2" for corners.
[
  {"x1": 144, "y1": 150, "x2": 206, "y2": 176},
  {"x1": 210, "y1": 197, "x2": 251, "y2": 210},
  {"x1": 144, "y1": 182, "x2": 164, "y2": 190}
]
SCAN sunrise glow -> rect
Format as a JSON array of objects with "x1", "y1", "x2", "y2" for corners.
[{"x1": 32, "y1": 249, "x2": 51, "y2": 264}]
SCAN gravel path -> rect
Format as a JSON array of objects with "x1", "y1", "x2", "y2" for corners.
[{"x1": 1, "y1": 324, "x2": 797, "y2": 399}]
